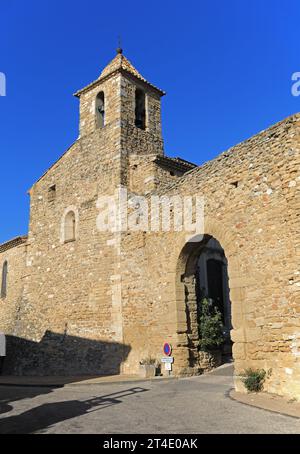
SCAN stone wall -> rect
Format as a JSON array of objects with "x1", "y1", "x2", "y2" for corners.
[
  {"x1": 3, "y1": 332, "x2": 130, "y2": 376},
  {"x1": 0, "y1": 239, "x2": 27, "y2": 334},
  {"x1": 12, "y1": 128, "x2": 124, "y2": 374},
  {"x1": 127, "y1": 155, "x2": 186, "y2": 194},
  {"x1": 120, "y1": 114, "x2": 300, "y2": 398}
]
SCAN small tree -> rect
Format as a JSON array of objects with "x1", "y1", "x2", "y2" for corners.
[{"x1": 198, "y1": 298, "x2": 225, "y2": 351}]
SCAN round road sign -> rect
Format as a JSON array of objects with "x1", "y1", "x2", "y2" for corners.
[{"x1": 163, "y1": 342, "x2": 172, "y2": 356}]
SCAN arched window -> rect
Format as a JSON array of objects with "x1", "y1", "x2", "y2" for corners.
[
  {"x1": 64, "y1": 211, "x2": 76, "y2": 242},
  {"x1": 1, "y1": 261, "x2": 8, "y2": 299},
  {"x1": 96, "y1": 92, "x2": 105, "y2": 128},
  {"x1": 135, "y1": 89, "x2": 146, "y2": 130}
]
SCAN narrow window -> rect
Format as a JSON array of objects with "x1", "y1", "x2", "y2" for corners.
[
  {"x1": 96, "y1": 92, "x2": 105, "y2": 128},
  {"x1": 135, "y1": 89, "x2": 146, "y2": 130},
  {"x1": 64, "y1": 211, "x2": 76, "y2": 242},
  {"x1": 48, "y1": 184, "x2": 56, "y2": 202},
  {"x1": 1, "y1": 261, "x2": 8, "y2": 299}
]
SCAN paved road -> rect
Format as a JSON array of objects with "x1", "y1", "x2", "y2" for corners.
[{"x1": 0, "y1": 365, "x2": 299, "y2": 434}]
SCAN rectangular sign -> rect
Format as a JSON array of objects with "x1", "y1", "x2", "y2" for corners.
[
  {"x1": 165, "y1": 362, "x2": 172, "y2": 371},
  {"x1": 161, "y1": 357, "x2": 174, "y2": 364}
]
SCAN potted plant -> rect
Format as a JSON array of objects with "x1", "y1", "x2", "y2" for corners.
[
  {"x1": 198, "y1": 298, "x2": 225, "y2": 370},
  {"x1": 139, "y1": 357, "x2": 158, "y2": 378}
]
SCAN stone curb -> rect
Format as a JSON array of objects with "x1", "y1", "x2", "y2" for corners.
[
  {"x1": 0, "y1": 375, "x2": 178, "y2": 388},
  {"x1": 0, "y1": 361, "x2": 234, "y2": 388}
]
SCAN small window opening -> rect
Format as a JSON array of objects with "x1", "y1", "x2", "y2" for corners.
[
  {"x1": 48, "y1": 185, "x2": 56, "y2": 202},
  {"x1": 1, "y1": 261, "x2": 8, "y2": 299},
  {"x1": 230, "y1": 181, "x2": 239, "y2": 188},
  {"x1": 96, "y1": 92, "x2": 105, "y2": 128},
  {"x1": 135, "y1": 89, "x2": 146, "y2": 130},
  {"x1": 64, "y1": 211, "x2": 76, "y2": 243}
]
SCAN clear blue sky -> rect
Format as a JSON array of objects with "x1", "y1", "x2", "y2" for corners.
[{"x1": 0, "y1": 0, "x2": 299, "y2": 243}]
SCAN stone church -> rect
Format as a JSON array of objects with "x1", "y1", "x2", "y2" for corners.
[{"x1": 0, "y1": 50, "x2": 299, "y2": 399}]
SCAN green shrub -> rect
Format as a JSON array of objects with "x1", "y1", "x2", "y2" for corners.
[
  {"x1": 241, "y1": 368, "x2": 266, "y2": 393},
  {"x1": 198, "y1": 298, "x2": 225, "y2": 351}
]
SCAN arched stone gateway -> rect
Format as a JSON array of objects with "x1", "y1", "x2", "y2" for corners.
[
  {"x1": 176, "y1": 235, "x2": 232, "y2": 371},
  {"x1": 174, "y1": 227, "x2": 243, "y2": 376}
]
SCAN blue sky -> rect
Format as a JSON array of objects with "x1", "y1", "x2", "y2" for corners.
[{"x1": 0, "y1": 0, "x2": 299, "y2": 243}]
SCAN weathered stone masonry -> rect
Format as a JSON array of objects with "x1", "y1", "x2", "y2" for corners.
[
  {"x1": 120, "y1": 114, "x2": 300, "y2": 398},
  {"x1": 0, "y1": 51, "x2": 299, "y2": 398},
  {"x1": 0, "y1": 237, "x2": 27, "y2": 333}
]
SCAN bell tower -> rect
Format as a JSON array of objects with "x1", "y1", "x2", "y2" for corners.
[{"x1": 74, "y1": 49, "x2": 165, "y2": 156}]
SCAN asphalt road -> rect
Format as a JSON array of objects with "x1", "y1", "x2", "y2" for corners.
[{"x1": 0, "y1": 365, "x2": 299, "y2": 434}]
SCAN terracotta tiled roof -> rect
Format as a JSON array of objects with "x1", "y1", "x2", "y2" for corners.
[
  {"x1": 74, "y1": 53, "x2": 165, "y2": 97},
  {"x1": 0, "y1": 236, "x2": 28, "y2": 254},
  {"x1": 100, "y1": 53, "x2": 144, "y2": 81}
]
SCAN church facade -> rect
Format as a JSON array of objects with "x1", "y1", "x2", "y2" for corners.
[{"x1": 0, "y1": 50, "x2": 299, "y2": 399}]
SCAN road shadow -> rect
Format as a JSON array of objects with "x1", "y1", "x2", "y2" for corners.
[
  {"x1": 0, "y1": 385, "x2": 55, "y2": 417},
  {"x1": 0, "y1": 387, "x2": 148, "y2": 434}
]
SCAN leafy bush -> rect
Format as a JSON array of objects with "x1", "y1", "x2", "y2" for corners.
[
  {"x1": 241, "y1": 368, "x2": 266, "y2": 393},
  {"x1": 198, "y1": 298, "x2": 225, "y2": 351}
]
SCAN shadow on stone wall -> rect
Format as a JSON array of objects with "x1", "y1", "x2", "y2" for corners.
[{"x1": 2, "y1": 331, "x2": 131, "y2": 376}]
